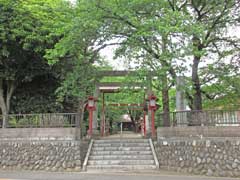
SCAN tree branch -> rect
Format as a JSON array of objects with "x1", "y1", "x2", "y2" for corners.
[
  {"x1": 185, "y1": 91, "x2": 193, "y2": 110},
  {"x1": 201, "y1": 89, "x2": 217, "y2": 100}
]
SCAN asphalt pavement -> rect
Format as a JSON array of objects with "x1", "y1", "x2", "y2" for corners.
[{"x1": 0, "y1": 170, "x2": 237, "y2": 180}]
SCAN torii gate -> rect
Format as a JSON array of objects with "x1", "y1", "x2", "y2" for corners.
[{"x1": 91, "y1": 70, "x2": 155, "y2": 137}]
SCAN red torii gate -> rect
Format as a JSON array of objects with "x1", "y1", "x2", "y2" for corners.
[{"x1": 87, "y1": 70, "x2": 156, "y2": 138}]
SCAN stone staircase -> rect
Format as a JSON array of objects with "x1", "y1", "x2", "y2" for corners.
[{"x1": 84, "y1": 138, "x2": 159, "y2": 171}]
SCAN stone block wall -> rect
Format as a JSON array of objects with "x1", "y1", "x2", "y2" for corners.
[
  {"x1": 0, "y1": 140, "x2": 87, "y2": 171},
  {"x1": 155, "y1": 138, "x2": 240, "y2": 177}
]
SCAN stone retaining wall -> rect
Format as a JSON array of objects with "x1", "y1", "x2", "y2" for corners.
[
  {"x1": 155, "y1": 138, "x2": 240, "y2": 177},
  {"x1": 0, "y1": 140, "x2": 88, "y2": 171}
]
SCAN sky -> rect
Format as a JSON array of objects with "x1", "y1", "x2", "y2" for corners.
[{"x1": 100, "y1": 46, "x2": 127, "y2": 70}]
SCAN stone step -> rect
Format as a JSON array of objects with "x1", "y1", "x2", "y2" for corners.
[
  {"x1": 91, "y1": 150, "x2": 153, "y2": 155},
  {"x1": 92, "y1": 146, "x2": 151, "y2": 151},
  {"x1": 89, "y1": 155, "x2": 154, "y2": 160},
  {"x1": 85, "y1": 138, "x2": 158, "y2": 172},
  {"x1": 88, "y1": 160, "x2": 155, "y2": 165},
  {"x1": 95, "y1": 139, "x2": 149, "y2": 143},
  {"x1": 87, "y1": 164, "x2": 157, "y2": 170},
  {"x1": 93, "y1": 143, "x2": 149, "y2": 147}
]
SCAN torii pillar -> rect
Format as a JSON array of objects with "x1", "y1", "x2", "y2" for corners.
[
  {"x1": 92, "y1": 86, "x2": 100, "y2": 135},
  {"x1": 145, "y1": 73, "x2": 153, "y2": 137}
]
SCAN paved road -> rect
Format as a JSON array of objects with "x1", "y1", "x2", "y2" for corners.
[{"x1": 0, "y1": 171, "x2": 237, "y2": 180}]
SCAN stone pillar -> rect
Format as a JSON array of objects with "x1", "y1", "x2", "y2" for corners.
[
  {"x1": 176, "y1": 76, "x2": 187, "y2": 111},
  {"x1": 176, "y1": 76, "x2": 187, "y2": 125},
  {"x1": 75, "y1": 113, "x2": 81, "y2": 140}
]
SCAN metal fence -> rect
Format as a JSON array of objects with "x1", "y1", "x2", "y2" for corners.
[
  {"x1": 0, "y1": 113, "x2": 79, "y2": 128},
  {"x1": 156, "y1": 110, "x2": 240, "y2": 127}
]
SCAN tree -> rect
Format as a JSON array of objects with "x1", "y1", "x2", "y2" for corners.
[
  {"x1": 0, "y1": 0, "x2": 70, "y2": 127},
  {"x1": 200, "y1": 58, "x2": 240, "y2": 109},
  {"x1": 168, "y1": 0, "x2": 240, "y2": 110},
  {"x1": 45, "y1": 1, "x2": 119, "y2": 126},
  {"x1": 11, "y1": 75, "x2": 63, "y2": 114},
  {"x1": 82, "y1": 0, "x2": 199, "y2": 126}
]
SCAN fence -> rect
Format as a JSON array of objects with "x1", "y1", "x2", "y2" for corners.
[
  {"x1": 0, "y1": 113, "x2": 79, "y2": 128},
  {"x1": 156, "y1": 110, "x2": 240, "y2": 127}
]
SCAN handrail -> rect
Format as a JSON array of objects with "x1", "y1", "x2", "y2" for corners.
[
  {"x1": 167, "y1": 110, "x2": 240, "y2": 113},
  {"x1": 82, "y1": 139, "x2": 94, "y2": 171},
  {"x1": 149, "y1": 138, "x2": 159, "y2": 169},
  {"x1": 0, "y1": 113, "x2": 80, "y2": 128},
  {"x1": 156, "y1": 110, "x2": 240, "y2": 127}
]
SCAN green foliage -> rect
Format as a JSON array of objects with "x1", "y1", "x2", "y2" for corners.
[
  {"x1": 7, "y1": 114, "x2": 72, "y2": 128},
  {"x1": 11, "y1": 76, "x2": 63, "y2": 114},
  {"x1": 201, "y1": 61, "x2": 240, "y2": 110},
  {"x1": 0, "y1": 0, "x2": 72, "y2": 115},
  {"x1": 8, "y1": 116, "x2": 40, "y2": 128},
  {"x1": 56, "y1": 58, "x2": 98, "y2": 102},
  {"x1": 75, "y1": 0, "x2": 203, "y2": 119},
  {"x1": 0, "y1": 0, "x2": 68, "y2": 59},
  {"x1": 1, "y1": 0, "x2": 239, "y2": 117},
  {"x1": 97, "y1": 73, "x2": 147, "y2": 123},
  {"x1": 104, "y1": 91, "x2": 145, "y2": 123},
  {"x1": 45, "y1": 1, "x2": 118, "y2": 103}
]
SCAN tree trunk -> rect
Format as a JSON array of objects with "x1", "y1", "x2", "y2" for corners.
[
  {"x1": 0, "y1": 99, "x2": 7, "y2": 128},
  {"x1": 161, "y1": 75, "x2": 170, "y2": 127},
  {"x1": 6, "y1": 80, "x2": 15, "y2": 112},
  {"x1": 192, "y1": 55, "x2": 202, "y2": 110},
  {"x1": 78, "y1": 100, "x2": 86, "y2": 138},
  {"x1": 0, "y1": 80, "x2": 7, "y2": 128},
  {"x1": 129, "y1": 112, "x2": 137, "y2": 132},
  {"x1": 191, "y1": 36, "x2": 203, "y2": 111},
  {"x1": 161, "y1": 35, "x2": 170, "y2": 127}
]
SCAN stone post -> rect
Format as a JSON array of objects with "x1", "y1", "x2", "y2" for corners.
[
  {"x1": 176, "y1": 76, "x2": 187, "y2": 125},
  {"x1": 75, "y1": 113, "x2": 81, "y2": 140}
]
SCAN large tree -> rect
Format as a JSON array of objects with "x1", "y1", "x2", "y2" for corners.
[
  {"x1": 45, "y1": 1, "x2": 119, "y2": 126},
  {"x1": 79, "y1": 0, "x2": 199, "y2": 126},
  {"x1": 168, "y1": 0, "x2": 240, "y2": 110},
  {"x1": 0, "y1": 0, "x2": 70, "y2": 127}
]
